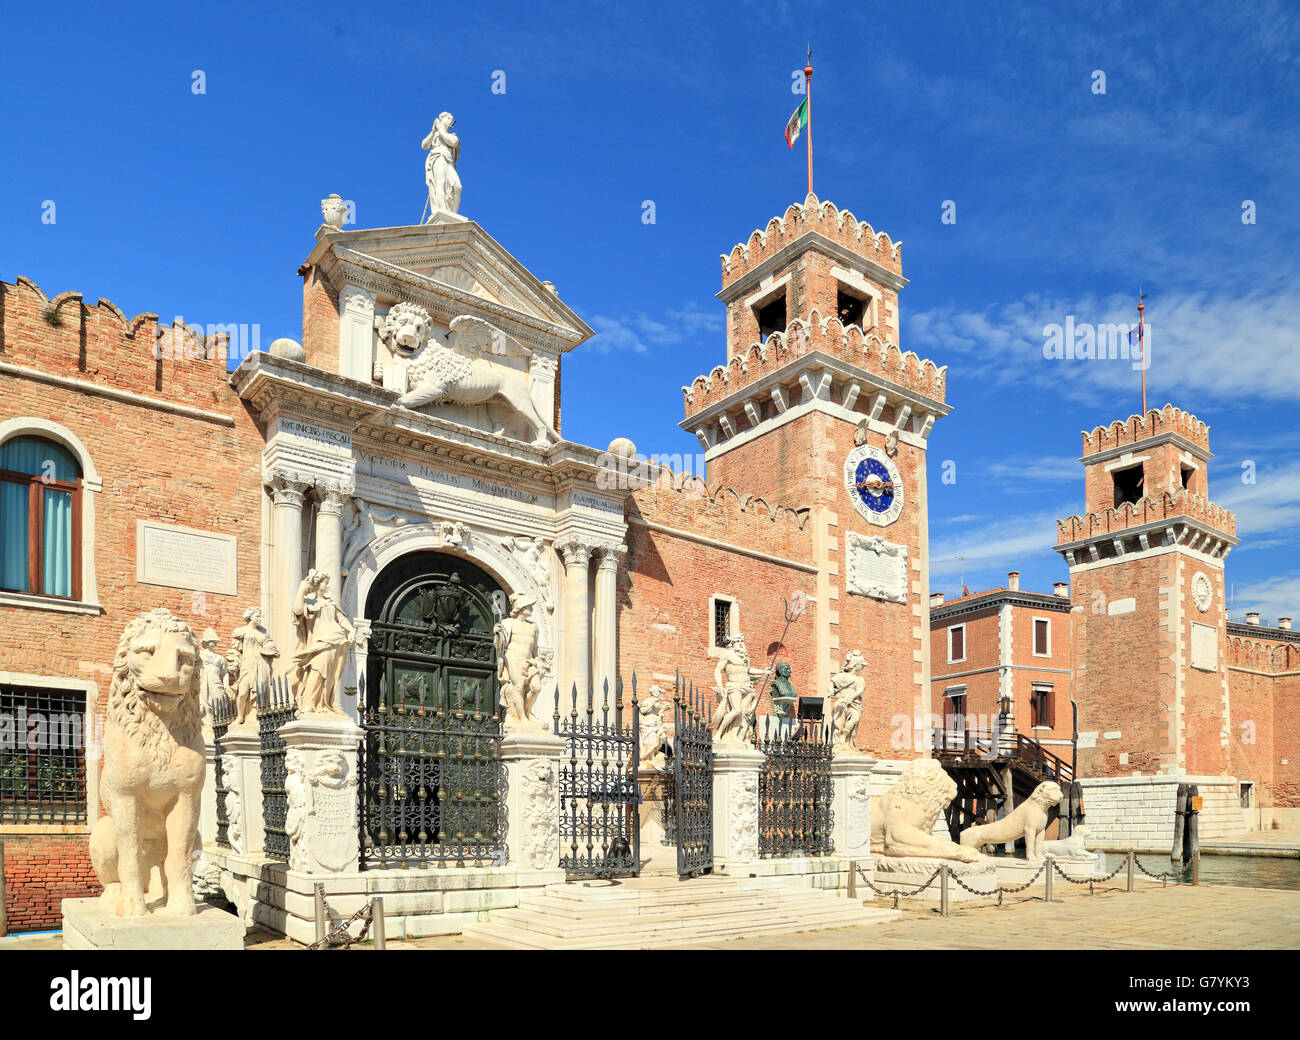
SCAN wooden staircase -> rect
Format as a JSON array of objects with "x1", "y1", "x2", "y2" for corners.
[
  {"x1": 460, "y1": 873, "x2": 899, "y2": 949},
  {"x1": 933, "y1": 728, "x2": 1077, "y2": 841}
]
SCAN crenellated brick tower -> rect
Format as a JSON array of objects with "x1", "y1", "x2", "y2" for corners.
[
  {"x1": 1055, "y1": 404, "x2": 1239, "y2": 779},
  {"x1": 679, "y1": 194, "x2": 950, "y2": 757}
]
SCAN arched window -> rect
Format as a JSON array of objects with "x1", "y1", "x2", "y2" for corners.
[{"x1": 0, "y1": 436, "x2": 82, "y2": 599}]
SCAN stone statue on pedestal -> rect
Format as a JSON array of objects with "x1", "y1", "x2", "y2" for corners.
[
  {"x1": 828, "y1": 650, "x2": 867, "y2": 751},
  {"x1": 89, "y1": 608, "x2": 205, "y2": 917},
  {"x1": 290, "y1": 570, "x2": 355, "y2": 715},
  {"x1": 639, "y1": 688, "x2": 668, "y2": 769},
  {"x1": 229, "y1": 606, "x2": 278, "y2": 726},
  {"x1": 871, "y1": 759, "x2": 983, "y2": 863},
  {"x1": 494, "y1": 593, "x2": 545, "y2": 731},
  {"x1": 422, "y1": 112, "x2": 462, "y2": 220},
  {"x1": 711, "y1": 634, "x2": 762, "y2": 747},
  {"x1": 198, "y1": 628, "x2": 231, "y2": 721}
]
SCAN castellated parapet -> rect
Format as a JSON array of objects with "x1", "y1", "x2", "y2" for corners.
[
  {"x1": 682, "y1": 312, "x2": 946, "y2": 419},
  {"x1": 720, "y1": 194, "x2": 903, "y2": 286},
  {"x1": 1081, "y1": 403, "x2": 1211, "y2": 457}
]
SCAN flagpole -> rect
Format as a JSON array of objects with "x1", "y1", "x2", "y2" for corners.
[
  {"x1": 805, "y1": 46, "x2": 814, "y2": 197},
  {"x1": 1138, "y1": 290, "x2": 1147, "y2": 415}
]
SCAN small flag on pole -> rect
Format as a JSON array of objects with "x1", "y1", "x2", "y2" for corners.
[{"x1": 785, "y1": 97, "x2": 809, "y2": 148}]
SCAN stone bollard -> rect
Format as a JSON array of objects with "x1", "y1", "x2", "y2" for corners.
[
  {"x1": 500, "y1": 730, "x2": 566, "y2": 872},
  {"x1": 711, "y1": 746, "x2": 765, "y2": 872},
  {"x1": 830, "y1": 750, "x2": 876, "y2": 889},
  {"x1": 280, "y1": 714, "x2": 366, "y2": 875}
]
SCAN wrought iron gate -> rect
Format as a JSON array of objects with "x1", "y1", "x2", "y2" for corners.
[
  {"x1": 358, "y1": 673, "x2": 505, "y2": 867},
  {"x1": 258, "y1": 675, "x2": 298, "y2": 861},
  {"x1": 555, "y1": 676, "x2": 640, "y2": 878},
  {"x1": 757, "y1": 716, "x2": 834, "y2": 857},
  {"x1": 671, "y1": 676, "x2": 714, "y2": 877},
  {"x1": 358, "y1": 557, "x2": 507, "y2": 869},
  {"x1": 211, "y1": 692, "x2": 236, "y2": 850}
]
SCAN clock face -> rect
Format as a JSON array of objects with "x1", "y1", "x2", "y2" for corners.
[{"x1": 844, "y1": 445, "x2": 904, "y2": 526}]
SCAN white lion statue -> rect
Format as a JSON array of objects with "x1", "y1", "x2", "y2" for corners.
[
  {"x1": 377, "y1": 302, "x2": 557, "y2": 446},
  {"x1": 871, "y1": 759, "x2": 983, "y2": 863},
  {"x1": 959, "y1": 780, "x2": 1063, "y2": 859},
  {"x1": 89, "y1": 608, "x2": 205, "y2": 917}
]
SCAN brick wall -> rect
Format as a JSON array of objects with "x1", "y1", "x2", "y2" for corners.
[
  {"x1": 2, "y1": 834, "x2": 101, "y2": 933},
  {"x1": 0, "y1": 275, "x2": 266, "y2": 929}
]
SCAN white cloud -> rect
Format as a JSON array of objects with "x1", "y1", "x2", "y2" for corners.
[
  {"x1": 909, "y1": 287, "x2": 1300, "y2": 404},
  {"x1": 1215, "y1": 460, "x2": 1300, "y2": 542},
  {"x1": 929, "y1": 504, "x2": 1073, "y2": 578},
  {"x1": 1228, "y1": 569, "x2": 1300, "y2": 625},
  {"x1": 585, "y1": 301, "x2": 722, "y2": 354}
]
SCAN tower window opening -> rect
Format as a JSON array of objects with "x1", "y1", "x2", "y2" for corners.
[
  {"x1": 837, "y1": 288, "x2": 867, "y2": 329},
  {"x1": 756, "y1": 296, "x2": 786, "y2": 340},
  {"x1": 1113, "y1": 464, "x2": 1144, "y2": 507},
  {"x1": 1180, "y1": 464, "x2": 1195, "y2": 491}
]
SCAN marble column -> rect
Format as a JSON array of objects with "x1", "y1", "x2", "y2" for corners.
[
  {"x1": 314, "y1": 481, "x2": 351, "y2": 604},
  {"x1": 592, "y1": 543, "x2": 625, "y2": 701},
  {"x1": 556, "y1": 538, "x2": 593, "y2": 696},
  {"x1": 267, "y1": 472, "x2": 311, "y2": 671}
]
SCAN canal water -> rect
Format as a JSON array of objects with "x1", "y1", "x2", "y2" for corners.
[{"x1": 1168, "y1": 853, "x2": 1300, "y2": 891}]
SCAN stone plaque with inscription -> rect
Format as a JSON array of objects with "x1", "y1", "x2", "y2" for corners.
[
  {"x1": 137, "y1": 520, "x2": 238, "y2": 595},
  {"x1": 845, "y1": 531, "x2": 908, "y2": 603},
  {"x1": 1190, "y1": 622, "x2": 1219, "y2": 671}
]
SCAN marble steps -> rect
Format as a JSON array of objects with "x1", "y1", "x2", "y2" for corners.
[{"x1": 460, "y1": 876, "x2": 897, "y2": 949}]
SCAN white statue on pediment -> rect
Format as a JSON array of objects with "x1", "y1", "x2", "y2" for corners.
[
  {"x1": 422, "y1": 112, "x2": 462, "y2": 220},
  {"x1": 376, "y1": 301, "x2": 558, "y2": 446}
]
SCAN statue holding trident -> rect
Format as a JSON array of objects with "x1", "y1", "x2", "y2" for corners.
[{"x1": 422, "y1": 112, "x2": 463, "y2": 221}]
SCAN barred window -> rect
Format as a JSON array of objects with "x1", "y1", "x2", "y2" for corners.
[
  {"x1": 713, "y1": 598, "x2": 732, "y2": 647},
  {"x1": 0, "y1": 684, "x2": 88, "y2": 824}
]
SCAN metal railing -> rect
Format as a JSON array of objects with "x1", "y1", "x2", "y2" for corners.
[
  {"x1": 258, "y1": 675, "x2": 298, "y2": 861},
  {"x1": 211, "y1": 691, "x2": 237, "y2": 850},
  {"x1": 757, "y1": 716, "x2": 834, "y2": 858}
]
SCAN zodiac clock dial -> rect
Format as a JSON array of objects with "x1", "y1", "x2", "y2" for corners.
[{"x1": 844, "y1": 445, "x2": 904, "y2": 526}]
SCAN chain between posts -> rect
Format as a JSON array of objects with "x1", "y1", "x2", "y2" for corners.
[
  {"x1": 309, "y1": 885, "x2": 380, "y2": 950},
  {"x1": 853, "y1": 850, "x2": 1175, "y2": 911}
]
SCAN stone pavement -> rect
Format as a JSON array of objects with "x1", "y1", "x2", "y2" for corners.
[{"x1": 5, "y1": 879, "x2": 1297, "y2": 950}]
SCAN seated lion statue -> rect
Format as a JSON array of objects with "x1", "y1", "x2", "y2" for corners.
[
  {"x1": 959, "y1": 780, "x2": 1063, "y2": 859},
  {"x1": 871, "y1": 758, "x2": 983, "y2": 863},
  {"x1": 89, "y1": 608, "x2": 205, "y2": 917}
]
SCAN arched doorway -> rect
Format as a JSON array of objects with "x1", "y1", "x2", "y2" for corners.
[
  {"x1": 359, "y1": 551, "x2": 507, "y2": 868},
  {"x1": 364, "y1": 551, "x2": 503, "y2": 714}
]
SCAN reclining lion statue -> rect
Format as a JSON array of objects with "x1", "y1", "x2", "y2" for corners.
[
  {"x1": 871, "y1": 758, "x2": 983, "y2": 863},
  {"x1": 959, "y1": 780, "x2": 1063, "y2": 859},
  {"x1": 89, "y1": 608, "x2": 205, "y2": 917},
  {"x1": 378, "y1": 302, "x2": 558, "y2": 446}
]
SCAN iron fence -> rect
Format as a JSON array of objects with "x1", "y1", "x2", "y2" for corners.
[
  {"x1": 554, "y1": 676, "x2": 640, "y2": 878},
  {"x1": 358, "y1": 674, "x2": 506, "y2": 869},
  {"x1": 258, "y1": 675, "x2": 298, "y2": 861},
  {"x1": 671, "y1": 675, "x2": 714, "y2": 877},
  {"x1": 757, "y1": 716, "x2": 834, "y2": 857}
]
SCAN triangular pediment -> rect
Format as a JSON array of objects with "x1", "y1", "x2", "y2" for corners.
[{"x1": 304, "y1": 220, "x2": 593, "y2": 351}]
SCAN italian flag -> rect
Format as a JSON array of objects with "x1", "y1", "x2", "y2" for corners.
[{"x1": 785, "y1": 97, "x2": 808, "y2": 148}]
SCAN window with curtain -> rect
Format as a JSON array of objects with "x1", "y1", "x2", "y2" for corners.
[{"x1": 0, "y1": 436, "x2": 81, "y2": 599}]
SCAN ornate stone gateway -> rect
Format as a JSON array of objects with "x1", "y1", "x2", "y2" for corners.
[
  {"x1": 554, "y1": 677, "x2": 640, "y2": 879},
  {"x1": 671, "y1": 677, "x2": 715, "y2": 878},
  {"x1": 358, "y1": 552, "x2": 507, "y2": 867}
]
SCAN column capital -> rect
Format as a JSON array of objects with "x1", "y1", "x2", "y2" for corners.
[
  {"x1": 266, "y1": 470, "x2": 313, "y2": 507},
  {"x1": 593, "y1": 542, "x2": 628, "y2": 570},
  {"x1": 314, "y1": 479, "x2": 355, "y2": 516},
  {"x1": 555, "y1": 536, "x2": 597, "y2": 568}
]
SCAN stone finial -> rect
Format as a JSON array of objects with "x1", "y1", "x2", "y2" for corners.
[{"x1": 321, "y1": 194, "x2": 348, "y2": 229}]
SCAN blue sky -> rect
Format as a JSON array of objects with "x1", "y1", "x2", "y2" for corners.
[{"x1": 2, "y1": 1, "x2": 1296, "y2": 621}]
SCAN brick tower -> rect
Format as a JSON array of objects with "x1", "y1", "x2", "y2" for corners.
[
  {"x1": 680, "y1": 195, "x2": 950, "y2": 757},
  {"x1": 1054, "y1": 404, "x2": 1239, "y2": 778}
]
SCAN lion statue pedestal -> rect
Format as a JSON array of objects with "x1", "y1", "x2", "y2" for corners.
[{"x1": 62, "y1": 608, "x2": 244, "y2": 950}]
